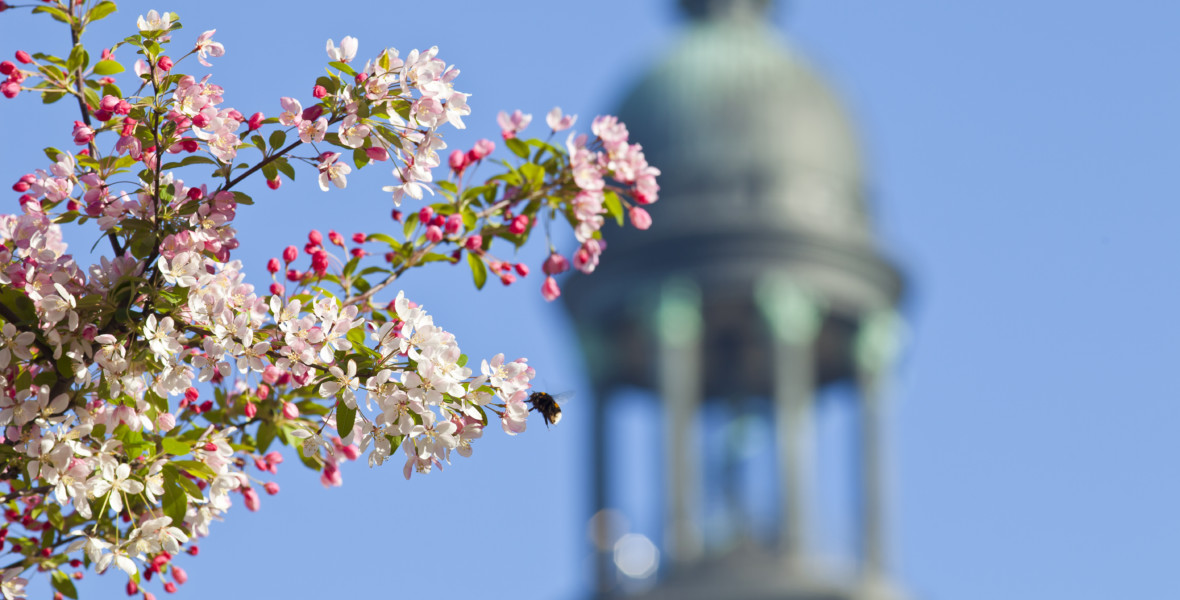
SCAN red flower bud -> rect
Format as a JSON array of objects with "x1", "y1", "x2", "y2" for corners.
[
  {"x1": 301, "y1": 105, "x2": 323, "y2": 121},
  {"x1": 248, "y1": 112, "x2": 264, "y2": 131},
  {"x1": 514, "y1": 263, "x2": 529, "y2": 277},
  {"x1": 264, "y1": 482, "x2": 280, "y2": 495},
  {"x1": 464, "y1": 235, "x2": 482, "y2": 251},
  {"x1": 0, "y1": 61, "x2": 14, "y2": 75},
  {"x1": 351, "y1": 232, "x2": 366, "y2": 244},
  {"x1": 312, "y1": 85, "x2": 328, "y2": 99},
  {"x1": 390, "y1": 209, "x2": 403, "y2": 222},
  {"x1": 14, "y1": 50, "x2": 31, "y2": 64},
  {"x1": 328, "y1": 230, "x2": 344, "y2": 247},
  {"x1": 156, "y1": 55, "x2": 173, "y2": 71},
  {"x1": 267, "y1": 258, "x2": 281, "y2": 273},
  {"x1": 308, "y1": 229, "x2": 323, "y2": 245},
  {"x1": 266, "y1": 177, "x2": 281, "y2": 190}
]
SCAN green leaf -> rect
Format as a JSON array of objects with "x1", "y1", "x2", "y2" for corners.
[
  {"x1": 275, "y1": 157, "x2": 296, "y2": 180},
  {"x1": 604, "y1": 190, "x2": 625, "y2": 227},
  {"x1": 0, "y1": 288, "x2": 37, "y2": 324},
  {"x1": 160, "y1": 438, "x2": 190, "y2": 456},
  {"x1": 233, "y1": 191, "x2": 254, "y2": 205},
  {"x1": 161, "y1": 154, "x2": 217, "y2": 169},
  {"x1": 328, "y1": 61, "x2": 357, "y2": 76},
  {"x1": 171, "y1": 460, "x2": 217, "y2": 480},
  {"x1": 467, "y1": 251, "x2": 487, "y2": 290},
  {"x1": 251, "y1": 135, "x2": 267, "y2": 153},
  {"x1": 268, "y1": 129, "x2": 287, "y2": 150},
  {"x1": 520, "y1": 162, "x2": 545, "y2": 188},
  {"x1": 93, "y1": 59, "x2": 125, "y2": 75},
  {"x1": 32, "y1": 5, "x2": 70, "y2": 23},
  {"x1": 336, "y1": 402, "x2": 356, "y2": 436},
  {"x1": 505, "y1": 137, "x2": 530, "y2": 159},
  {"x1": 256, "y1": 421, "x2": 277, "y2": 453},
  {"x1": 366, "y1": 232, "x2": 399, "y2": 248},
  {"x1": 88, "y1": 1, "x2": 119, "y2": 23},
  {"x1": 42, "y1": 147, "x2": 65, "y2": 162},
  {"x1": 161, "y1": 469, "x2": 188, "y2": 527},
  {"x1": 437, "y1": 180, "x2": 458, "y2": 194},
  {"x1": 352, "y1": 147, "x2": 369, "y2": 170},
  {"x1": 51, "y1": 571, "x2": 78, "y2": 599}
]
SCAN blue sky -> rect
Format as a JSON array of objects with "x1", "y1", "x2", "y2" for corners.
[{"x1": 3, "y1": 1, "x2": 1180, "y2": 598}]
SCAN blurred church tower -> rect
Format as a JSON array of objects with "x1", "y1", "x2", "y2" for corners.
[{"x1": 562, "y1": 0, "x2": 911, "y2": 598}]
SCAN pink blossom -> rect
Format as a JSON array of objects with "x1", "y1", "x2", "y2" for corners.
[
  {"x1": 195, "y1": 30, "x2": 225, "y2": 67},
  {"x1": 496, "y1": 109, "x2": 531, "y2": 139},
  {"x1": 545, "y1": 107, "x2": 577, "y2": 131},
  {"x1": 472, "y1": 138, "x2": 495, "y2": 159},
  {"x1": 71, "y1": 121, "x2": 94, "y2": 145}
]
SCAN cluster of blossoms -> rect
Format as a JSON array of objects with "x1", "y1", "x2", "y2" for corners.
[{"x1": 0, "y1": 3, "x2": 657, "y2": 599}]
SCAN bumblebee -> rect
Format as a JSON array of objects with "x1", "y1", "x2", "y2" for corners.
[{"x1": 526, "y1": 391, "x2": 563, "y2": 428}]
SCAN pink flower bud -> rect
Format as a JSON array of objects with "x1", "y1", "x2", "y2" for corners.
[
  {"x1": 156, "y1": 56, "x2": 173, "y2": 72},
  {"x1": 164, "y1": 582, "x2": 176, "y2": 594},
  {"x1": 267, "y1": 258, "x2": 281, "y2": 273},
  {"x1": 311, "y1": 250, "x2": 330, "y2": 275},
  {"x1": 350, "y1": 248, "x2": 365, "y2": 258},
  {"x1": 0, "y1": 81, "x2": 19, "y2": 99},
  {"x1": 365, "y1": 146, "x2": 389, "y2": 162},
  {"x1": 242, "y1": 487, "x2": 260, "y2": 512},
  {"x1": 286, "y1": 269, "x2": 302, "y2": 282},
  {"x1": 464, "y1": 235, "x2": 482, "y2": 251},
  {"x1": 248, "y1": 112, "x2": 264, "y2": 131},
  {"x1": 145, "y1": 592, "x2": 157, "y2": 600},
  {"x1": 126, "y1": 580, "x2": 138, "y2": 595},
  {"x1": 72, "y1": 121, "x2": 94, "y2": 145},
  {"x1": 328, "y1": 230, "x2": 344, "y2": 247},
  {"x1": 283, "y1": 245, "x2": 298, "y2": 263},
  {"x1": 543, "y1": 252, "x2": 570, "y2": 276},
  {"x1": 187, "y1": 546, "x2": 199, "y2": 556},
  {"x1": 509, "y1": 215, "x2": 529, "y2": 235},
  {"x1": 301, "y1": 105, "x2": 324, "y2": 121},
  {"x1": 14, "y1": 50, "x2": 31, "y2": 65},
  {"x1": 244, "y1": 401, "x2": 258, "y2": 419},
  {"x1": 425, "y1": 225, "x2": 443, "y2": 243},
  {"x1": 351, "y1": 232, "x2": 366, "y2": 244},
  {"x1": 94, "y1": 109, "x2": 113, "y2": 121},
  {"x1": 308, "y1": 229, "x2": 323, "y2": 245},
  {"x1": 100, "y1": 95, "x2": 120, "y2": 111},
  {"x1": 445, "y1": 213, "x2": 462, "y2": 234},
  {"x1": 184, "y1": 387, "x2": 199, "y2": 403},
  {"x1": 156, "y1": 413, "x2": 176, "y2": 432},
  {"x1": 172, "y1": 567, "x2": 187, "y2": 585},
  {"x1": 266, "y1": 177, "x2": 281, "y2": 190},
  {"x1": 472, "y1": 138, "x2": 495, "y2": 159},
  {"x1": 500, "y1": 273, "x2": 516, "y2": 286},
  {"x1": 628, "y1": 206, "x2": 652, "y2": 230},
  {"x1": 264, "y1": 482, "x2": 280, "y2": 495},
  {"x1": 448, "y1": 149, "x2": 467, "y2": 172},
  {"x1": 199, "y1": 400, "x2": 213, "y2": 413},
  {"x1": 282, "y1": 402, "x2": 299, "y2": 419},
  {"x1": 514, "y1": 263, "x2": 529, "y2": 277},
  {"x1": 312, "y1": 85, "x2": 328, "y2": 99},
  {"x1": 0, "y1": 62, "x2": 11, "y2": 76},
  {"x1": 190, "y1": 113, "x2": 209, "y2": 128},
  {"x1": 541, "y1": 276, "x2": 561, "y2": 302},
  {"x1": 418, "y1": 206, "x2": 433, "y2": 223},
  {"x1": 391, "y1": 209, "x2": 403, "y2": 222}
]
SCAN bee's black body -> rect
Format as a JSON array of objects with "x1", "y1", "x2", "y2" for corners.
[{"x1": 526, "y1": 391, "x2": 563, "y2": 428}]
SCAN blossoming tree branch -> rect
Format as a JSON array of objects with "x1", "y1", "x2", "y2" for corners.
[{"x1": 0, "y1": 2, "x2": 659, "y2": 598}]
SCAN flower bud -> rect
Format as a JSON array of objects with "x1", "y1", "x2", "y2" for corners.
[
  {"x1": 248, "y1": 112, "x2": 264, "y2": 131},
  {"x1": 164, "y1": 582, "x2": 176, "y2": 594},
  {"x1": 14, "y1": 50, "x2": 31, "y2": 65},
  {"x1": 445, "y1": 214, "x2": 462, "y2": 234},
  {"x1": 312, "y1": 84, "x2": 328, "y2": 98},
  {"x1": 301, "y1": 105, "x2": 324, "y2": 121},
  {"x1": 418, "y1": 206, "x2": 433, "y2": 223},
  {"x1": 156, "y1": 412, "x2": 176, "y2": 432},
  {"x1": 266, "y1": 177, "x2": 281, "y2": 190},
  {"x1": 464, "y1": 235, "x2": 482, "y2": 251},
  {"x1": 425, "y1": 225, "x2": 443, "y2": 243},
  {"x1": 365, "y1": 146, "x2": 389, "y2": 162},
  {"x1": 156, "y1": 55, "x2": 173, "y2": 72},
  {"x1": 351, "y1": 232, "x2": 366, "y2": 244},
  {"x1": 542, "y1": 252, "x2": 570, "y2": 276},
  {"x1": 282, "y1": 401, "x2": 299, "y2": 419},
  {"x1": 126, "y1": 580, "x2": 138, "y2": 596},
  {"x1": 514, "y1": 263, "x2": 530, "y2": 277},
  {"x1": 264, "y1": 482, "x2": 280, "y2": 495},
  {"x1": 541, "y1": 276, "x2": 561, "y2": 302},
  {"x1": 311, "y1": 250, "x2": 330, "y2": 275},
  {"x1": 282, "y1": 245, "x2": 298, "y2": 263},
  {"x1": 191, "y1": 113, "x2": 209, "y2": 128},
  {"x1": 172, "y1": 567, "x2": 188, "y2": 585},
  {"x1": 509, "y1": 215, "x2": 529, "y2": 235},
  {"x1": 500, "y1": 273, "x2": 516, "y2": 286},
  {"x1": 391, "y1": 209, "x2": 403, "y2": 222},
  {"x1": 328, "y1": 230, "x2": 344, "y2": 247},
  {"x1": 0, "y1": 62, "x2": 15, "y2": 76},
  {"x1": 448, "y1": 149, "x2": 467, "y2": 172},
  {"x1": 100, "y1": 95, "x2": 120, "y2": 111},
  {"x1": 185, "y1": 387, "x2": 200, "y2": 403},
  {"x1": 244, "y1": 401, "x2": 258, "y2": 418},
  {"x1": 0, "y1": 81, "x2": 19, "y2": 99},
  {"x1": 267, "y1": 258, "x2": 281, "y2": 273},
  {"x1": 286, "y1": 269, "x2": 302, "y2": 282},
  {"x1": 308, "y1": 229, "x2": 323, "y2": 245},
  {"x1": 628, "y1": 206, "x2": 652, "y2": 230}
]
